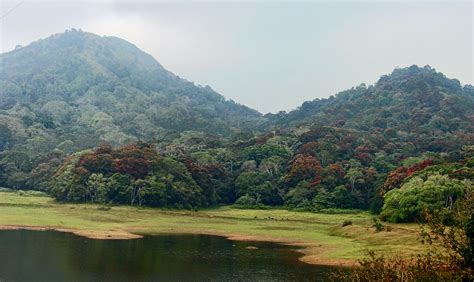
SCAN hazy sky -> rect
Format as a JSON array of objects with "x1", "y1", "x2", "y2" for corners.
[{"x1": 0, "y1": 1, "x2": 472, "y2": 113}]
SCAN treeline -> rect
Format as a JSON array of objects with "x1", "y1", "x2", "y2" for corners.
[{"x1": 45, "y1": 133, "x2": 472, "y2": 221}]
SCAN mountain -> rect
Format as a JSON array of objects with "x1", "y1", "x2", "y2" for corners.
[
  {"x1": 265, "y1": 65, "x2": 474, "y2": 151},
  {"x1": 0, "y1": 30, "x2": 473, "y2": 210},
  {"x1": 44, "y1": 65, "x2": 474, "y2": 211},
  {"x1": 0, "y1": 29, "x2": 262, "y2": 153},
  {"x1": 3, "y1": 30, "x2": 472, "y2": 157}
]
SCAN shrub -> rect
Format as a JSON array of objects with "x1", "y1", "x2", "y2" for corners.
[
  {"x1": 342, "y1": 220, "x2": 352, "y2": 227},
  {"x1": 331, "y1": 191, "x2": 474, "y2": 281},
  {"x1": 0, "y1": 187, "x2": 14, "y2": 193},
  {"x1": 330, "y1": 251, "x2": 457, "y2": 281},
  {"x1": 320, "y1": 208, "x2": 361, "y2": 214},
  {"x1": 234, "y1": 194, "x2": 266, "y2": 209},
  {"x1": 381, "y1": 174, "x2": 468, "y2": 223},
  {"x1": 20, "y1": 190, "x2": 49, "y2": 197},
  {"x1": 97, "y1": 205, "x2": 111, "y2": 211},
  {"x1": 372, "y1": 218, "x2": 384, "y2": 232}
]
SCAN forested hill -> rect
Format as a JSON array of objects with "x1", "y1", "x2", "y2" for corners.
[
  {"x1": 0, "y1": 29, "x2": 262, "y2": 150},
  {"x1": 266, "y1": 65, "x2": 474, "y2": 139},
  {"x1": 0, "y1": 30, "x2": 472, "y2": 215}
]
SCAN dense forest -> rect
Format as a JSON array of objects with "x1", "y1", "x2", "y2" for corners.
[{"x1": 1, "y1": 30, "x2": 473, "y2": 223}]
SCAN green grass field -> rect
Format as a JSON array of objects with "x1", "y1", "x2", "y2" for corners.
[{"x1": 0, "y1": 190, "x2": 425, "y2": 265}]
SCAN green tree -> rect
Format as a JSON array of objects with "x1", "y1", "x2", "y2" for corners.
[
  {"x1": 345, "y1": 167, "x2": 364, "y2": 193},
  {"x1": 381, "y1": 174, "x2": 469, "y2": 223},
  {"x1": 86, "y1": 173, "x2": 106, "y2": 203},
  {"x1": 312, "y1": 187, "x2": 334, "y2": 210},
  {"x1": 331, "y1": 185, "x2": 352, "y2": 209}
]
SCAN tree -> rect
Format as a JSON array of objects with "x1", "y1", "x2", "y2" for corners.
[
  {"x1": 79, "y1": 153, "x2": 114, "y2": 175},
  {"x1": 0, "y1": 124, "x2": 12, "y2": 151},
  {"x1": 284, "y1": 181, "x2": 315, "y2": 210},
  {"x1": 137, "y1": 176, "x2": 167, "y2": 207},
  {"x1": 285, "y1": 154, "x2": 323, "y2": 187},
  {"x1": 331, "y1": 185, "x2": 352, "y2": 209},
  {"x1": 234, "y1": 194, "x2": 261, "y2": 208},
  {"x1": 422, "y1": 190, "x2": 473, "y2": 277},
  {"x1": 381, "y1": 174, "x2": 469, "y2": 223},
  {"x1": 105, "y1": 173, "x2": 132, "y2": 204},
  {"x1": 312, "y1": 188, "x2": 334, "y2": 210},
  {"x1": 345, "y1": 167, "x2": 364, "y2": 193},
  {"x1": 235, "y1": 172, "x2": 280, "y2": 205},
  {"x1": 86, "y1": 173, "x2": 106, "y2": 203},
  {"x1": 259, "y1": 156, "x2": 284, "y2": 178},
  {"x1": 185, "y1": 160, "x2": 225, "y2": 206},
  {"x1": 332, "y1": 190, "x2": 474, "y2": 281}
]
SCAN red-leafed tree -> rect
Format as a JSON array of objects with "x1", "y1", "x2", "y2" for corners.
[
  {"x1": 407, "y1": 160, "x2": 433, "y2": 176},
  {"x1": 76, "y1": 143, "x2": 160, "y2": 178},
  {"x1": 298, "y1": 141, "x2": 318, "y2": 157},
  {"x1": 321, "y1": 163, "x2": 346, "y2": 188},
  {"x1": 78, "y1": 153, "x2": 114, "y2": 174},
  {"x1": 114, "y1": 157, "x2": 150, "y2": 178},
  {"x1": 381, "y1": 166, "x2": 409, "y2": 195},
  {"x1": 184, "y1": 160, "x2": 227, "y2": 206},
  {"x1": 285, "y1": 154, "x2": 323, "y2": 187},
  {"x1": 382, "y1": 159, "x2": 433, "y2": 195}
]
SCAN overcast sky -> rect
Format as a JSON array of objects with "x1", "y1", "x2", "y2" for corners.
[{"x1": 0, "y1": 1, "x2": 472, "y2": 113}]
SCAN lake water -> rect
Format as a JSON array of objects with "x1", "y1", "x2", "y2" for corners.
[{"x1": 0, "y1": 230, "x2": 336, "y2": 281}]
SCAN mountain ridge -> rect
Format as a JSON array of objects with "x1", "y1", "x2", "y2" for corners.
[
  {"x1": 265, "y1": 65, "x2": 474, "y2": 135},
  {"x1": 1, "y1": 30, "x2": 473, "y2": 156},
  {"x1": 0, "y1": 29, "x2": 263, "y2": 150}
]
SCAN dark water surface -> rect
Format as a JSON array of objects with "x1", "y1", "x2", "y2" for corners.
[{"x1": 0, "y1": 230, "x2": 335, "y2": 281}]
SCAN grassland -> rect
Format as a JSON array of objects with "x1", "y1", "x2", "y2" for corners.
[{"x1": 0, "y1": 190, "x2": 426, "y2": 266}]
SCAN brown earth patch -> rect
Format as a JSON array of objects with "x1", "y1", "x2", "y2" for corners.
[{"x1": 0, "y1": 225, "x2": 142, "y2": 240}]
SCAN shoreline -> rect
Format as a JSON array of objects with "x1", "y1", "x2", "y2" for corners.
[
  {"x1": 0, "y1": 192, "x2": 423, "y2": 268},
  {"x1": 0, "y1": 224, "x2": 356, "y2": 267}
]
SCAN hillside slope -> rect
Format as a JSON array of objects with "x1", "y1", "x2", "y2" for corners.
[
  {"x1": 0, "y1": 29, "x2": 262, "y2": 153},
  {"x1": 267, "y1": 65, "x2": 474, "y2": 146}
]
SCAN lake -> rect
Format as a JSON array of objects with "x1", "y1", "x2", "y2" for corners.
[{"x1": 0, "y1": 230, "x2": 336, "y2": 281}]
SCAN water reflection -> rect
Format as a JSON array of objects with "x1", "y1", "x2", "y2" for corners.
[{"x1": 0, "y1": 230, "x2": 334, "y2": 281}]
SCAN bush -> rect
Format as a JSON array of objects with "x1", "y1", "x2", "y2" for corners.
[
  {"x1": 330, "y1": 251, "x2": 458, "y2": 281},
  {"x1": 372, "y1": 218, "x2": 384, "y2": 232},
  {"x1": 234, "y1": 194, "x2": 266, "y2": 209},
  {"x1": 292, "y1": 199, "x2": 314, "y2": 211},
  {"x1": 331, "y1": 191, "x2": 474, "y2": 281},
  {"x1": 97, "y1": 205, "x2": 111, "y2": 211},
  {"x1": 319, "y1": 208, "x2": 361, "y2": 214},
  {"x1": 18, "y1": 190, "x2": 49, "y2": 197},
  {"x1": 0, "y1": 187, "x2": 14, "y2": 193},
  {"x1": 342, "y1": 220, "x2": 352, "y2": 227},
  {"x1": 381, "y1": 174, "x2": 468, "y2": 223}
]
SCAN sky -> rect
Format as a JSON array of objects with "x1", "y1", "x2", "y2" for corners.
[{"x1": 0, "y1": 1, "x2": 472, "y2": 114}]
